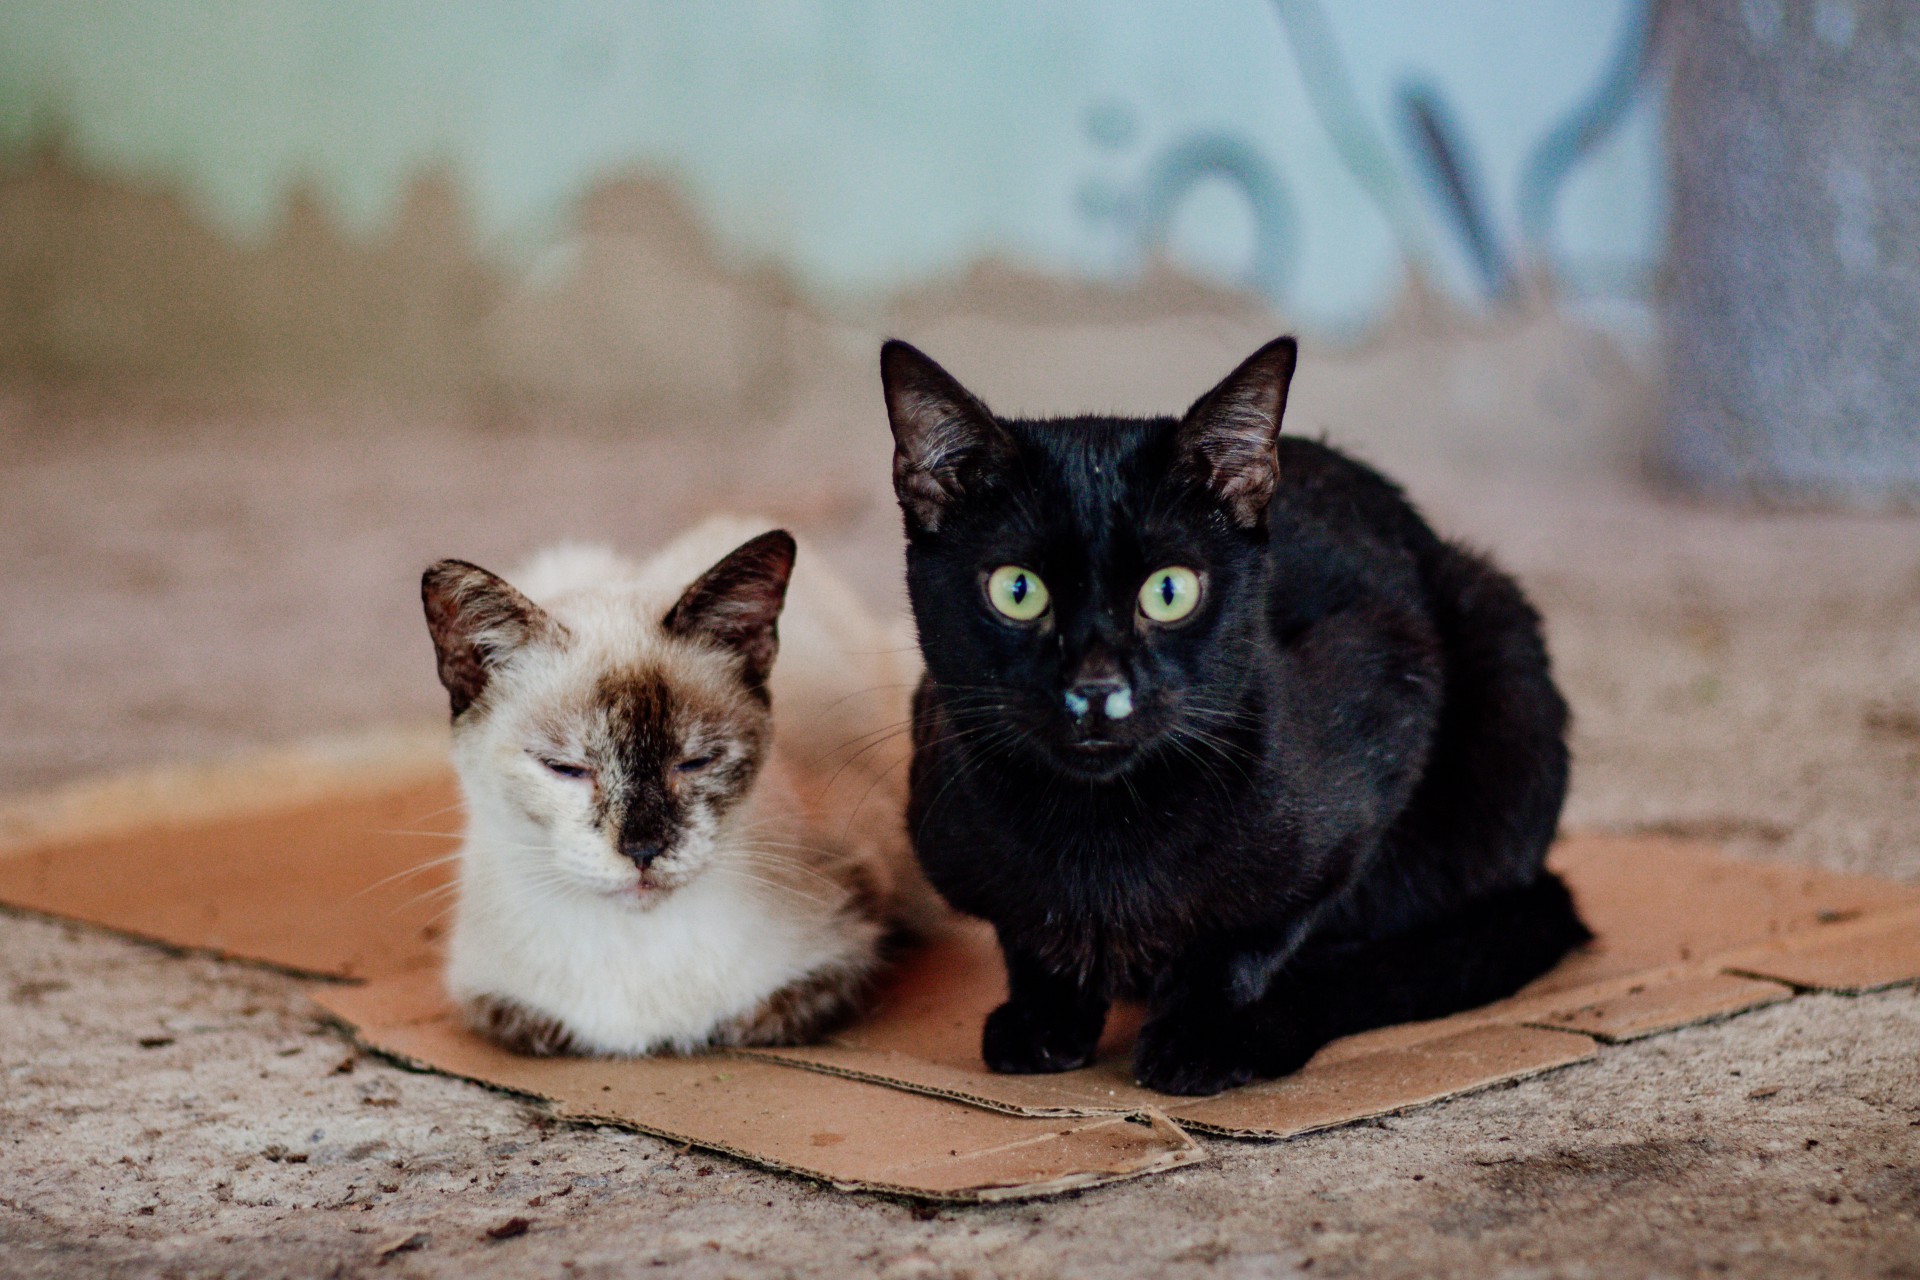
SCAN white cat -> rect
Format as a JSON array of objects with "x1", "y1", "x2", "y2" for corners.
[{"x1": 420, "y1": 517, "x2": 926, "y2": 1056}]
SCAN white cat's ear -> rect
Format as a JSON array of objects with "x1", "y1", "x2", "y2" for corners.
[
  {"x1": 881, "y1": 340, "x2": 1016, "y2": 533},
  {"x1": 1176, "y1": 335, "x2": 1298, "y2": 529},
  {"x1": 663, "y1": 530, "x2": 797, "y2": 694},
  {"x1": 421, "y1": 560, "x2": 562, "y2": 718}
]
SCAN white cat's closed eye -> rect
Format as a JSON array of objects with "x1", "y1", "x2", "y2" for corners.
[{"x1": 537, "y1": 756, "x2": 591, "y2": 780}]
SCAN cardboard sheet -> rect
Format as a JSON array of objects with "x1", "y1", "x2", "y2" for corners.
[
  {"x1": 4, "y1": 742, "x2": 1920, "y2": 1198},
  {"x1": 312, "y1": 969, "x2": 1204, "y2": 1202},
  {"x1": 0, "y1": 766, "x2": 461, "y2": 979},
  {"x1": 1720, "y1": 904, "x2": 1920, "y2": 994},
  {"x1": 1497, "y1": 967, "x2": 1793, "y2": 1043},
  {"x1": 748, "y1": 835, "x2": 1918, "y2": 1129},
  {"x1": 750, "y1": 929, "x2": 1605, "y2": 1134}
]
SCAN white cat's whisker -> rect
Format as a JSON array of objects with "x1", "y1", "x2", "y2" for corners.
[
  {"x1": 400, "y1": 798, "x2": 470, "y2": 824},
  {"x1": 387, "y1": 880, "x2": 464, "y2": 920},
  {"x1": 731, "y1": 849, "x2": 849, "y2": 895},
  {"x1": 349, "y1": 851, "x2": 468, "y2": 901},
  {"x1": 709, "y1": 864, "x2": 839, "y2": 911},
  {"x1": 731, "y1": 860, "x2": 845, "y2": 900}
]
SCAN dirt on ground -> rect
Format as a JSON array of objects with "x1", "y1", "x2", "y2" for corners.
[{"x1": 3, "y1": 308, "x2": 1918, "y2": 1278}]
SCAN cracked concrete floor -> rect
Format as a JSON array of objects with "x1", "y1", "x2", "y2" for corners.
[{"x1": 3, "y1": 318, "x2": 1919, "y2": 1278}]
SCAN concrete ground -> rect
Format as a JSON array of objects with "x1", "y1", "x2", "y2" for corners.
[{"x1": 3, "y1": 309, "x2": 1918, "y2": 1277}]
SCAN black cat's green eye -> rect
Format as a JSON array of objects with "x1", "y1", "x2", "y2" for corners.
[
  {"x1": 986, "y1": 565, "x2": 1050, "y2": 622},
  {"x1": 1138, "y1": 566, "x2": 1202, "y2": 623}
]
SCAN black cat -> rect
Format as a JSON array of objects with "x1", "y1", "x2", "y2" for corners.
[{"x1": 881, "y1": 335, "x2": 1590, "y2": 1096}]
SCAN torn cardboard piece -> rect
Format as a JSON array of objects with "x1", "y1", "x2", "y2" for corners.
[
  {"x1": 1719, "y1": 904, "x2": 1920, "y2": 994},
  {"x1": 4, "y1": 742, "x2": 1920, "y2": 1197},
  {"x1": 313, "y1": 969, "x2": 1204, "y2": 1202},
  {"x1": 752, "y1": 930, "x2": 1605, "y2": 1133},
  {"x1": 1169, "y1": 1024, "x2": 1597, "y2": 1140},
  {"x1": 744, "y1": 834, "x2": 1919, "y2": 1131},
  {"x1": 0, "y1": 726, "x2": 453, "y2": 852},
  {"x1": 1498, "y1": 967, "x2": 1793, "y2": 1043},
  {"x1": 1529, "y1": 835, "x2": 1920, "y2": 988},
  {"x1": 0, "y1": 753, "x2": 1202, "y2": 1199},
  {"x1": 0, "y1": 767, "x2": 461, "y2": 980}
]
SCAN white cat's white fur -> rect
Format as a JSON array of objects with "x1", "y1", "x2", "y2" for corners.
[{"x1": 441, "y1": 516, "x2": 924, "y2": 1055}]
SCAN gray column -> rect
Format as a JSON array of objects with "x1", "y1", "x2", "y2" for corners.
[{"x1": 1664, "y1": 0, "x2": 1920, "y2": 503}]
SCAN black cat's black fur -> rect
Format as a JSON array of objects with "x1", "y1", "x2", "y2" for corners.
[{"x1": 881, "y1": 335, "x2": 1591, "y2": 1096}]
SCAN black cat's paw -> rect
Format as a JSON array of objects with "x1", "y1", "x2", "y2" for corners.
[
  {"x1": 1134, "y1": 1004, "x2": 1329, "y2": 1094},
  {"x1": 981, "y1": 1000, "x2": 1100, "y2": 1074},
  {"x1": 1132, "y1": 1012, "x2": 1257, "y2": 1097}
]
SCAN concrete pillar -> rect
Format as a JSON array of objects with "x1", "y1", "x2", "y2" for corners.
[{"x1": 1663, "y1": 0, "x2": 1920, "y2": 503}]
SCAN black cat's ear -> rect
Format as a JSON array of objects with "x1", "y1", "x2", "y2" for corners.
[
  {"x1": 663, "y1": 530, "x2": 797, "y2": 693},
  {"x1": 881, "y1": 339, "x2": 1016, "y2": 533},
  {"x1": 1175, "y1": 336, "x2": 1298, "y2": 529},
  {"x1": 421, "y1": 560, "x2": 563, "y2": 718}
]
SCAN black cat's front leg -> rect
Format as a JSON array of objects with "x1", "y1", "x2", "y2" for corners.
[
  {"x1": 981, "y1": 940, "x2": 1108, "y2": 1074},
  {"x1": 1133, "y1": 940, "x2": 1323, "y2": 1096}
]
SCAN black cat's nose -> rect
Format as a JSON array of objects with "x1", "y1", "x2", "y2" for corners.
[
  {"x1": 621, "y1": 840, "x2": 664, "y2": 870},
  {"x1": 1064, "y1": 675, "x2": 1134, "y2": 722},
  {"x1": 1065, "y1": 649, "x2": 1134, "y2": 721}
]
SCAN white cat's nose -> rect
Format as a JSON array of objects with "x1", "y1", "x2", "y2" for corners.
[{"x1": 620, "y1": 840, "x2": 664, "y2": 870}]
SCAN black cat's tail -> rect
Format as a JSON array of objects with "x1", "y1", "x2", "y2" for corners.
[{"x1": 1268, "y1": 872, "x2": 1591, "y2": 1066}]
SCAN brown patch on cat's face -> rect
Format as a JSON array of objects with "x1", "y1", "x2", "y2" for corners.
[{"x1": 589, "y1": 664, "x2": 770, "y2": 893}]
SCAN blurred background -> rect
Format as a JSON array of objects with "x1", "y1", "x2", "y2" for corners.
[{"x1": 1, "y1": 1, "x2": 1916, "y2": 879}]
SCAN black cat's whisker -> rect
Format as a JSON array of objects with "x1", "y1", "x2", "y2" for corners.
[
  {"x1": 815, "y1": 681, "x2": 920, "y2": 713},
  {"x1": 819, "y1": 694, "x2": 1022, "y2": 801},
  {"x1": 1161, "y1": 735, "x2": 1243, "y2": 802},
  {"x1": 836, "y1": 747, "x2": 915, "y2": 843},
  {"x1": 812, "y1": 743, "x2": 907, "y2": 799},
  {"x1": 1179, "y1": 729, "x2": 1256, "y2": 763},
  {"x1": 911, "y1": 719, "x2": 1031, "y2": 833},
  {"x1": 813, "y1": 726, "x2": 914, "y2": 799}
]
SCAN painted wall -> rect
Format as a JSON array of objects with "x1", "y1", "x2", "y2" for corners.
[{"x1": 0, "y1": 0, "x2": 1663, "y2": 337}]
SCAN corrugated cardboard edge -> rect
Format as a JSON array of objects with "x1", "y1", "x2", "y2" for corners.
[
  {"x1": 744, "y1": 959, "x2": 1847, "y2": 1133},
  {"x1": 1169, "y1": 1024, "x2": 1599, "y2": 1140},
  {"x1": 0, "y1": 898, "x2": 355, "y2": 983},
  {"x1": 1720, "y1": 905, "x2": 1920, "y2": 994},
  {"x1": 746, "y1": 1044, "x2": 1138, "y2": 1119},
  {"x1": 758, "y1": 1023, "x2": 1601, "y2": 1140},
  {"x1": 0, "y1": 725, "x2": 450, "y2": 853},
  {"x1": 10, "y1": 740, "x2": 1920, "y2": 1183},
  {"x1": 0, "y1": 766, "x2": 461, "y2": 980},
  {"x1": 309, "y1": 982, "x2": 1207, "y2": 1203},
  {"x1": 1503, "y1": 967, "x2": 1796, "y2": 1043}
]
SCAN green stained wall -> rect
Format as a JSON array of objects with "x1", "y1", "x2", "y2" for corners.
[{"x1": 0, "y1": 0, "x2": 1663, "y2": 335}]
